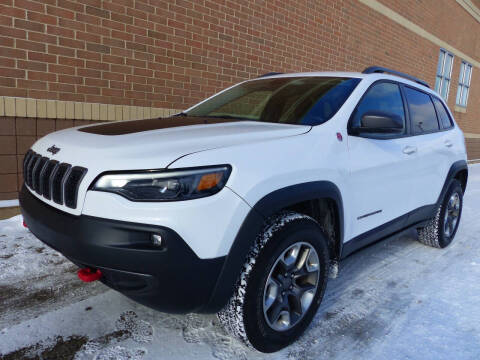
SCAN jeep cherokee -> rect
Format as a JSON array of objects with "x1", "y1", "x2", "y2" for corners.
[{"x1": 20, "y1": 66, "x2": 468, "y2": 352}]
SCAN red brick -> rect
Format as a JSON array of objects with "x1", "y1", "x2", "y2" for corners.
[
  {"x1": 16, "y1": 39, "x2": 46, "y2": 52},
  {"x1": 47, "y1": 5, "x2": 74, "y2": 19},
  {"x1": 57, "y1": 0, "x2": 84, "y2": 12},
  {"x1": 0, "y1": 5, "x2": 25, "y2": 18},
  {"x1": 0, "y1": 25, "x2": 26, "y2": 39},
  {"x1": 17, "y1": 60, "x2": 46, "y2": 71},
  {"x1": 86, "y1": 5, "x2": 109, "y2": 18},
  {"x1": 86, "y1": 42, "x2": 110, "y2": 53},
  {"x1": 59, "y1": 18, "x2": 85, "y2": 31},
  {"x1": 27, "y1": 11, "x2": 57, "y2": 25},
  {"x1": 0, "y1": 36, "x2": 13, "y2": 47},
  {"x1": 15, "y1": 0, "x2": 44, "y2": 12},
  {"x1": 0, "y1": 68, "x2": 25, "y2": 78},
  {"x1": 28, "y1": 32, "x2": 56, "y2": 44},
  {"x1": 28, "y1": 52, "x2": 56, "y2": 64},
  {"x1": 14, "y1": 18, "x2": 44, "y2": 32},
  {"x1": 28, "y1": 71, "x2": 56, "y2": 82},
  {"x1": 18, "y1": 79, "x2": 47, "y2": 90}
]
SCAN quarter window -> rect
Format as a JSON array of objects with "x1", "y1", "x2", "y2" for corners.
[
  {"x1": 352, "y1": 82, "x2": 405, "y2": 129},
  {"x1": 434, "y1": 49, "x2": 454, "y2": 100},
  {"x1": 432, "y1": 97, "x2": 453, "y2": 129},
  {"x1": 404, "y1": 87, "x2": 439, "y2": 134},
  {"x1": 456, "y1": 61, "x2": 472, "y2": 107}
]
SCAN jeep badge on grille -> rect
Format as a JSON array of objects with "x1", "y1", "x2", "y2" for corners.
[{"x1": 47, "y1": 145, "x2": 61, "y2": 155}]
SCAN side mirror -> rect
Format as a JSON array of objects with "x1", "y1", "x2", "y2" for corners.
[{"x1": 353, "y1": 111, "x2": 404, "y2": 134}]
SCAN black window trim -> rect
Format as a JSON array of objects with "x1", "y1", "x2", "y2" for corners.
[
  {"x1": 401, "y1": 83, "x2": 454, "y2": 136},
  {"x1": 431, "y1": 94, "x2": 454, "y2": 130},
  {"x1": 347, "y1": 79, "x2": 411, "y2": 140}
]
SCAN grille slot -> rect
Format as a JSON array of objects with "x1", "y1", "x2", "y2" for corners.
[
  {"x1": 26, "y1": 154, "x2": 40, "y2": 187},
  {"x1": 23, "y1": 151, "x2": 87, "y2": 209},
  {"x1": 52, "y1": 163, "x2": 71, "y2": 205},
  {"x1": 64, "y1": 167, "x2": 88, "y2": 208},
  {"x1": 32, "y1": 157, "x2": 49, "y2": 193}
]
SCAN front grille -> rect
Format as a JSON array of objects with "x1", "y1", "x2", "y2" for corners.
[{"x1": 23, "y1": 150, "x2": 87, "y2": 209}]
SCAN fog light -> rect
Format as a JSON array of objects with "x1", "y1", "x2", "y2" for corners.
[{"x1": 152, "y1": 234, "x2": 163, "y2": 247}]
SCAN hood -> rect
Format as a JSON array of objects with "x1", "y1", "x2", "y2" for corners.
[
  {"x1": 28, "y1": 118, "x2": 309, "y2": 215},
  {"x1": 32, "y1": 118, "x2": 310, "y2": 171}
]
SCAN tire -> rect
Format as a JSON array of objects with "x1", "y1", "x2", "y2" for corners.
[
  {"x1": 217, "y1": 211, "x2": 330, "y2": 353},
  {"x1": 417, "y1": 179, "x2": 463, "y2": 248}
]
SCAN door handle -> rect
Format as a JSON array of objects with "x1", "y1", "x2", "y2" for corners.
[
  {"x1": 402, "y1": 146, "x2": 417, "y2": 155},
  {"x1": 444, "y1": 140, "x2": 453, "y2": 147}
]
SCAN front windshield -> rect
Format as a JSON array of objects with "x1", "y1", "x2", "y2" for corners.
[{"x1": 186, "y1": 76, "x2": 360, "y2": 125}]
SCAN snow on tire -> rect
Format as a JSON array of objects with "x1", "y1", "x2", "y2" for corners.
[
  {"x1": 217, "y1": 211, "x2": 329, "y2": 352},
  {"x1": 417, "y1": 179, "x2": 463, "y2": 249}
]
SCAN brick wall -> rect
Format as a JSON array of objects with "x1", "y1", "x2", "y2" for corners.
[
  {"x1": 0, "y1": 116, "x2": 103, "y2": 200},
  {"x1": 0, "y1": 0, "x2": 479, "y2": 200}
]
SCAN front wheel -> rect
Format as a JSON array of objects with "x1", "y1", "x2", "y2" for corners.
[
  {"x1": 417, "y1": 179, "x2": 463, "y2": 248},
  {"x1": 217, "y1": 212, "x2": 330, "y2": 352}
]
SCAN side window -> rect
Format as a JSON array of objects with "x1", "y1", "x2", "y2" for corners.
[
  {"x1": 352, "y1": 82, "x2": 405, "y2": 129},
  {"x1": 404, "y1": 87, "x2": 439, "y2": 134},
  {"x1": 432, "y1": 96, "x2": 453, "y2": 129}
]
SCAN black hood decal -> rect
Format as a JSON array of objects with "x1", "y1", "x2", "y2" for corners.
[{"x1": 78, "y1": 116, "x2": 244, "y2": 136}]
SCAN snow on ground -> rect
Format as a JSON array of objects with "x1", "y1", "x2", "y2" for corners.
[{"x1": 1, "y1": 165, "x2": 480, "y2": 359}]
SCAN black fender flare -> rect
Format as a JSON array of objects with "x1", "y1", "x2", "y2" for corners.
[
  {"x1": 436, "y1": 160, "x2": 468, "y2": 206},
  {"x1": 200, "y1": 181, "x2": 344, "y2": 313}
]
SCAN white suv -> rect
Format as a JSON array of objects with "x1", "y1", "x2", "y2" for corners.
[{"x1": 20, "y1": 67, "x2": 468, "y2": 352}]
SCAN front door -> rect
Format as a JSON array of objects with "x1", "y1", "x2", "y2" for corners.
[{"x1": 346, "y1": 81, "x2": 417, "y2": 240}]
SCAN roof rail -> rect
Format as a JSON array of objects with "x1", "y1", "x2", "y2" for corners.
[
  {"x1": 258, "y1": 72, "x2": 283, "y2": 78},
  {"x1": 363, "y1": 66, "x2": 430, "y2": 88}
]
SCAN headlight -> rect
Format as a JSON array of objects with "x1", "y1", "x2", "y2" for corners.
[{"x1": 92, "y1": 165, "x2": 231, "y2": 201}]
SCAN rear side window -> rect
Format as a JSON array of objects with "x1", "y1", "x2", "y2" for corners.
[
  {"x1": 404, "y1": 87, "x2": 439, "y2": 134},
  {"x1": 432, "y1": 97, "x2": 453, "y2": 129},
  {"x1": 351, "y1": 82, "x2": 405, "y2": 128}
]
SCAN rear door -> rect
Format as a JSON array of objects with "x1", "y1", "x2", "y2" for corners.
[
  {"x1": 346, "y1": 81, "x2": 417, "y2": 239},
  {"x1": 403, "y1": 86, "x2": 455, "y2": 209}
]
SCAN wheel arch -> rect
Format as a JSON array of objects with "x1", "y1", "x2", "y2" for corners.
[
  {"x1": 201, "y1": 181, "x2": 344, "y2": 313},
  {"x1": 438, "y1": 160, "x2": 468, "y2": 205}
]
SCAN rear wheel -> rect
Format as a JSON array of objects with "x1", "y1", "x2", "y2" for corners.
[
  {"x1": 217, "y1": 212, "x2": 329, "y2": 352},
  {"x1": 417, "y1": 179, "x2": 463, "y2": 248}
]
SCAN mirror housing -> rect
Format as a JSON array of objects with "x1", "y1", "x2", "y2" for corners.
[{"x1": 352, "y1": 111, "x2": 404, "y2": 134}]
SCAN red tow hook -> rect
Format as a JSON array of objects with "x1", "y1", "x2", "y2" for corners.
[
  {"x1": 23, "y1": 220, "x2": 28, "y2": 228},
  {"x1": 78, "y1": 268, "x2": 102, "y2": 282}
]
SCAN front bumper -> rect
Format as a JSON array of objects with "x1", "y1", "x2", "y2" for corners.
[{"x1": 20, "y1": 185, "x2": 225, "y2": 313}]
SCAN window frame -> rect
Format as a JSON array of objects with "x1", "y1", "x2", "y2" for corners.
[
  {"x1": 456, "y1": 60, "x2": 473, "y2": 108},
  {"x1": 435, "y1": 49, "x2": 454, "y2": 101},
  {"x1": 402, "y1": 84, "x2": 456, "y2": 136},
  {"x1": 431, "y1": 95, "x2": 454, "y2": 130},
  {"x1": 347, "y1": 79, "x2": 411, "y2": 140},
  {"x1": 403, "y1": 85, "x2": 441, "y2": 135}
]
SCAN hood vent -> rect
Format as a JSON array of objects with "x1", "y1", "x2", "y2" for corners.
[{"x1": 23, "y1": 150, "x2": 87, "y2": 209}]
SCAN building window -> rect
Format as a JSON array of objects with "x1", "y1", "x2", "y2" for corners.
[
  {"x1": 456, "y1": 61, "x2": 472, "y2": 107},
  {"x1": 434, "y1": 49, "x2": 454, "y2": 100}
]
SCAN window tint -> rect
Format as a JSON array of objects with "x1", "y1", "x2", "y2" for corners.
[
  {"x1": 352, "y1": 82, "x2": 405, "y2": 129},
  {"x1": 187, "y1": 77, "x2": 360, "y2": 126},
  {"x1": 404, "y1": 87, "x2": 439, "y2": 134},
  {"x1": 432, "y1": 97, "x2": 453, "y2": 129}
]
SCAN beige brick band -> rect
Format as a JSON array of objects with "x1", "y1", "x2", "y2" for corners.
[
  {"x1": 0, "y1": 96, "x2": 181, "y2": 121},
  {"x1": 358, "y1": 0, "x2": 480, "y2": 69}
]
